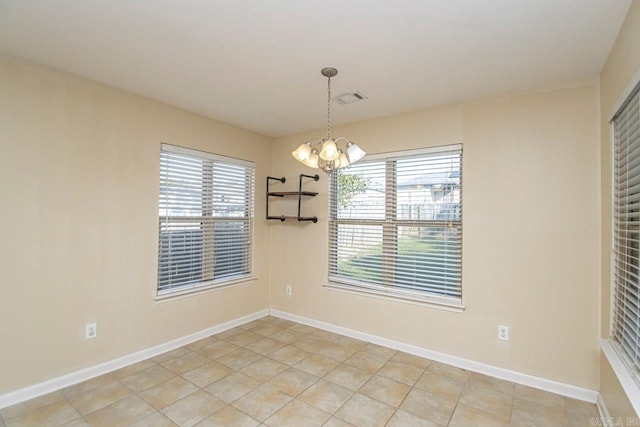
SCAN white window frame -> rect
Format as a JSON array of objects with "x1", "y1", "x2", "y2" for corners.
[
  {"x1": 156, "y1": 144, "x2": 255, "y2": 299},
  {"x1": 326, "y1": 144, "x2": 464, "y2": 310},
  {"x1": 604, "y1": 67, "x2": 640, "y2": 416}
]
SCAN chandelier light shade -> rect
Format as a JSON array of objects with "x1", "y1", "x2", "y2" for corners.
[{"x1": 292, "y1": 67, "x2": 365, "y2": 174}]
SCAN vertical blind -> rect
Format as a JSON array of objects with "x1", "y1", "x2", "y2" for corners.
[
  {"x1": 158, "y1": 144, "x2": 254, "y2": 295},
  {"x1": 612, "y1": 82, "x2": 640, "y2": 384},
  {"x1": 328, "y1": 145, "x2": 462, "y2": 303}
]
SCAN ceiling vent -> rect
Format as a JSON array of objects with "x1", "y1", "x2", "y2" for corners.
[{"x1": 335, "y1": 91, "x2": 368, "y2": 105}]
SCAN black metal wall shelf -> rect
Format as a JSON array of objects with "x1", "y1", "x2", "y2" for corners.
[{"x1": 266, "y1": 174, "x2": 319, "y2": 223}]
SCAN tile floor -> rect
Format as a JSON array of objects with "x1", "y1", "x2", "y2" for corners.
[{"x1": 0, "y1": 316, "x2": 599, "y2": 426}]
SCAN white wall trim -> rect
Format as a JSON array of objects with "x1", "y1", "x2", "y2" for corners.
[
  {"x1": 596, "y1": 393, "x2": 613, "y2": 427},
  {"x1": 600, "y1": 339, "x2": 640, "y2": 416},
  {"x1": 270, "y1": 309, "x2": 599, "y2": 403},
  {"x1": 0, "y1": 309, "x2": 269, "y2": 410}
]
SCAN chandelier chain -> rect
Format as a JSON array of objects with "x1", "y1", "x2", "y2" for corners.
[{"x1": 327, "y1": 76, "x2": 331, "y2": 139}]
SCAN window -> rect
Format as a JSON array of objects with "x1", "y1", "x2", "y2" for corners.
[
  {"x1": 612, "y1": 81, "x2": 640, "y2": 385},
  {"x1": 157, "y1": 144, "x2": 254, "y2": 296},
  {"x1": 328, "y1": 145, "x2": 462, "y2": 306}
]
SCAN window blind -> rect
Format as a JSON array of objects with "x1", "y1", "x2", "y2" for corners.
[
  {"x1": 328, "y1": 145, "x2": 462, "y2": 303},
  {"x1": 158, "y1": 144, "x2": 254, "y2": 295},
  {"x1": 612, "y1": 82, "x2": 640, "y2": 384}
]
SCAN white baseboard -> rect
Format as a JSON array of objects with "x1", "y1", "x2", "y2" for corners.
[
  {"x1": 270, "y1": 309, "x2": 599, "y2": 403},
  {"x1": 596, "y1": 393, "x2": 612, "y2": 426},
  {"x1": 0, "y1": 309, "x2": 269, "y2": 410}
]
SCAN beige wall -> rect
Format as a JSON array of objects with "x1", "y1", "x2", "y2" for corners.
[
  {"x1": 270, "y1": 82, "x2": 601, "y2": 389},
  {"x1": 599, "y1": 0, "x2": 640, "y2": 419},
  {"x1": 0, "y1": 54, "x2": 272, "y2": 394}
]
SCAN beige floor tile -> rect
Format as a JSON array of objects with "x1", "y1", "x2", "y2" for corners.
[
  {"x1": 269, "y1": 345, "x2": 310, "y2": 366},
  {"x1": 231, "y1": 384, "x2": 292, "y2": 421},
  {"x1": 391, "y1": 351, "x2": 432, "y2": 370},
  {"x1": 459, "y1": 382, "x2": 512, "y2": 419},
  {"x1": 386, "y1": 409, "x2": 441, "y2": 427},
  {"x1": 112, "y1": 360, "x2": 158, "y2": 379},
  {"x1": 4, "y1": 399, "x2": 81, "y2": 427},
  {"x1": 241, "y1": 357, "x2": 289, "y2": 382},
  {"x1": 295, "y1": 335, "x2": 334, "y2": 353},
  {"x1": 61, "y1": 374, "x2": 120, "y2": 398},
  {"x1": 198, "y1": 340, "x2": 242, "y2": 360},
  {"x1": 377, "y1": 360, "x2": 425, "y2": 385},
  {"x1": 343, "y1": 351, "x2": 388, "y2": 373},
  {"x1": 215, "y1": 327, "x2": 243, "y2": 340},
  {"x1": 162, "y1": 351, "x2": 210, "y2": 375},
  {"x1": 324, "y1": 364, "x2": 371, "y2": 391},
  {"x1": 309, "y1": 329, "x2": 342, "y2": 341},
  {"x1": 449, "y1": 403, "x2": 510, "y2": 427},
  {"x1": 251, "y1": 324, "x2": 283, "y2": 338},
  {"x1": 567, "y1": 398, "x2": 599, "y2": 427},
  {"x1": 415, "y1": 371, "x2": 465, "y2": 399},
  {"x1": 139, "y1": 376, "x2": 199, "y2": 410},
  {"x1": 332, "y1": 336, "x2": 368, "y2": 351},
  {"x1": 195, "y1": 405, "x2": 259, "y2": 427},
  {"x1": 182, "y1": 361, "x2": 234, "y2": 387},
  {"x1": 264, "y1": 399, "x2": 331, "y2": 427},
  {"x1": 121, "y1": 364, "x2": 176, "y2": 393},
  {"x1": 295, "y1": 355, "x2": 340, "y2": 377},
  {"x1": 322, "y1": 416, "x2": 355, "y2": 427},
  {"x1": 62, "y1": 418, "x2": 91, "y2": 427},
  {"x1": 359, "y1": 375, "x2": 411, "y2": 407},
  {"x1": 0, "y1": 416, "x2": 5, "y2": 427},
  {"x1": 217, "y1": 348, "x2": 263, "y2": 370},
  {"x1": 287, "y1": 323, "x2": 317, "y2": 334},
  {"x1": 204, "y1": 372, "x2": 261, "y2": 403},
  {"x1": 467, "y1": 372, "x2": 515, "y2": 395},
  {"x1": 240, "y1": 319, "x2": 268, "y2": 331},
  {"x1": 245, "y1": 337, "x2": 286, "y2": 355},
  {"x1": 0, "y1": 391, "x2": 66, "y2": 419},
  {"x1": 514, "y1": 384, "x2": 567, "y2": 411},
  {"x1": 426, "y1": 361, "x2": 469, "y2": 382},
  {"x1": 317, "y1": 343, "x2": 359, "y2": 362},
  {"x1": 66, "y1": 379, "x2": 132, "y2": 414},
  {"x1": 298, "y1": 379, "x2": 353, "y2": 414},
  {"x1": 129, "y1": 411, "x2": 178, "y2": 427},
  {"x1": 162, "y1": 390, "x2": 226, "y2": 427},
  {"x1": 268, "y1": 368, "x2": 319, "y2": 397},
  {"x1": 510, "y1": 396, "x2": 569, "y2": 426},
  {"x1": 225, "y1": 330, "x2": 263, "y2": 346},
  {"x1": 85, "y1": 395, "x2": 155, "y2": 427},
  {"x1": 400, "y1": 387, "x2": 457, "y2": 425},
  {"x1": 152, "y1": 347, "x2": 192, "y2": 364},
  {"x1": 186, "y1": 336, "x2": 218, "y2": 351},
  {"x1": 335, "y1": 393, "x2": 395, "y2": 427},
  {"x1": 361, "y1": 343, "x2": 397, "y2": 359},
  {"x1": 270, "y1": 328, "x2": 306, "y2": 344}
]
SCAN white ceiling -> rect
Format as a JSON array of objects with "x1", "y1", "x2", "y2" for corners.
[{"x1": 0, "y1": 0, "x2": 631, "y2": 137}]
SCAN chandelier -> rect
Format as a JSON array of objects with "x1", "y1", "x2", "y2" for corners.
[{"x1": 292, "y1": 67, "x2": 366, "y2": 174}]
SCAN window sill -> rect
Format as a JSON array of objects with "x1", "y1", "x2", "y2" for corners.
[
  {"x1": 600, "y1": 339, "x2": 640, "y2": 416},
  {"x1": 323, "y1": 281, "x2": 465, "y2": 312},
  {"x1": 155, "y1": 276, "x2": 257, "y2": 303}
]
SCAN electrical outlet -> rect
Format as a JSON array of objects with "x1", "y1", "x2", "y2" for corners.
[
  {"x1": 498, "y1": 325, "x2": 509, "y2": 341},
  {"x1": 85, "y1": 322, "x2": 97, "y2": 340},
  {"x1": 286, "y1": 284, "x2": 292, "y2": 296}
]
